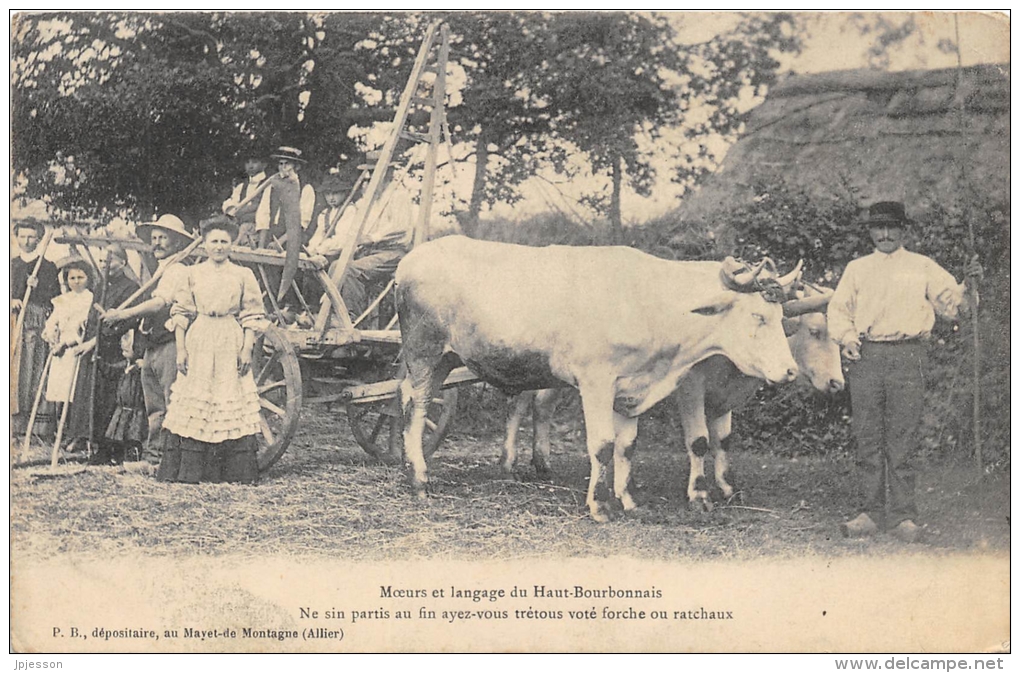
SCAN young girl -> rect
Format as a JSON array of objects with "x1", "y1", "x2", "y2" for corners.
[
  {"x1": 157, "y1": 220, "x2": 267, "y2": 484},
  {"x1": 42, "y1": 257, "x2": 94, "y2": 406},
  {"x1": 105, "y1": 330, "x2": 148, "y2": 463}
]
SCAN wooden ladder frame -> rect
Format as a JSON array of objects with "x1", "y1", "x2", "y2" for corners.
[{"x1": 313, "y1": 21, "x2": 453, "y2": 333}]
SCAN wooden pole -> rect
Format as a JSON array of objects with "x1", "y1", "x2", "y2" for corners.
[
  {"x1": 20, "y1": 352, "x2": 54, "y2": 459},
  {"x1": 313, "y1": 21, "x2": 441, "y2": 333},
  {"x1": 85, "y1": 255, "x2": 113, "y2": 456},
  {"x1": 110, "y1": 237, "x2": 203, "y2": 312},
  {"x1": 50, "y1": 353, "x2": 84, "y2": 468},
  {"x1": 953, "y1": 15, "x2": 983, "y2": 476},
  {"x1": 11, "y1": 228, "x2": 55, "y2": 367}
]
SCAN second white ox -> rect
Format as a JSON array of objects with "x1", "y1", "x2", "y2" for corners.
[
  {"x1": 502, "y1": 284, "x2": 844, "y2": 511},
  {"x1": 395, "y1": 236, "x2": 799, "y2": 522}
]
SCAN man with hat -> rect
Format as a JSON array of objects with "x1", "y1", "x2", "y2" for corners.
[
  {"x1": 829, "y1": 201, "x2": 983, "y2": 543},
  {"x1": 308, "y1": 160, "x2": 414, "y2": 321},
  {"x1": 103, "y1": 214, "x2": 195, "y2": 465},
  {"x1": 217, "y1": 146, "x2": 271, "y2": 248},
  {"x1": 256, "y1": 146, "x2": 316, "y2": 250},
  {"x1": 307, "y1": 173, "x2": 355, "y2": 252},
  {"x1": 11, "y1": 218, "x2": 61, "y2": 434}
]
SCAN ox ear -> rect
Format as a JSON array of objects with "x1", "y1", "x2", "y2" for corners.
[{"x1": 691, "y1": 293, "x2": 737, "y2": 316}]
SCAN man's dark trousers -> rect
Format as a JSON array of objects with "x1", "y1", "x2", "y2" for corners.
[
  {"x1": 847, "y1": 340, "x2": 927, "y2": 527},
  {"x1": 140, "y1": 340, "x2": 177, "y2": 464}
]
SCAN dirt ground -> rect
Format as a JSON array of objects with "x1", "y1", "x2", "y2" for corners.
[
  {"x1": 10, "y1": 404, "x2": 1010, "y2": 653},
  {"x1": 11, "y1": 402, "x2": 1010, "y2": 561}
]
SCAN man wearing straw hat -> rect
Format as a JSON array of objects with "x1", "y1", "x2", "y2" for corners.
[
  {"x1": 256, "y1": 146, "x2": 316, "y2": 250},
  {"x1": 11, "y1": 218, "x2": 61, "y2": 435},
  {"x1": 829, "y1": 201, "x2": 983, "y2": 543},
  {"x1": 103, "y1": 214, "x2": 195, "y2": 465}
]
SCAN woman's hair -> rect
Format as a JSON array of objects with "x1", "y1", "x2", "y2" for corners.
[{"x1": 200, "y1": 219, "x2": 239, "y2": 242}]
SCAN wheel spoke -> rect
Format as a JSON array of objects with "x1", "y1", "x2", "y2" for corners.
[
  {"x1": 431, "y1": 397, "x2": 446, "y2": 405},
  {"x1": 259, "y1": 415, "x2": 276, "y2": 445},
  {"x1": 258, "y1": 380, "x2": 287, "y2": 395},
  {"x1": 425, "y1": 418, "x2": 438, "y2": 432},
  {"x1": 260, "y1": 398, "x2": 286, "y2": 417},
  {"x1": 387, "y1": 417, "x2": 400, "y2": 453},
  {"x1": 256, "y1": 351, "x2": 281, "y2": 385},
  {"x1": 368, "y1": 412, "x2": 388, "y2": 445}
]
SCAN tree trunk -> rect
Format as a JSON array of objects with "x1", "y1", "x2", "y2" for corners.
[
  {"x1": 609, "y1": 153, "x2": 623, "y2": 240},
  {"x1": 465, "y1": 130, "x2": 491, "y2": 238}
]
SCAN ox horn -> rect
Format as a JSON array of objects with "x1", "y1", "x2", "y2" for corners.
[
  {"x1": 720, "y1": 256, "x2": 768, "y2": 292},
  {"x1": 782, "y1": 287, "x2": 833, "y2": 317},
  {"x1": 776, "y1": 259, "x2": 804, "y2": 292}
]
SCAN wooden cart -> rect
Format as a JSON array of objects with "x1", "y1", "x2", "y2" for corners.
[{"x1": 55, "y1": 22, "x2": 479, "y2": 471}]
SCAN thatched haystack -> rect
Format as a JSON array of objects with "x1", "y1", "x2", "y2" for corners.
[{"x1": 679, "y1": 63, "x2": 1010, "y2": 222}]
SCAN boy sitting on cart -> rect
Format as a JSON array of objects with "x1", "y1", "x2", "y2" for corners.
[{"x1": 307, "y1": 167, "x2": 414, "y2": 322}]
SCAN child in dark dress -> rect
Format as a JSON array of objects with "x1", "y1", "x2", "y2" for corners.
[{"x1": 105, "y1": 331, "x2": 148, "y2": 463}]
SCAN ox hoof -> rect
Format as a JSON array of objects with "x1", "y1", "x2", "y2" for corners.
[
  {"x1": 589, "y1": 502, "x2": 620, "y2": 523},
  {"x1": 688, "y1": 497, "x2": 714, "y2": 513},
  {"x1": 619, "y1": 494, "x2": 638, "y2": 513},
  {"x1": 622, "y1": 505, "x2": 644, "y2": 519},
  {"x1": 532, "y1": 461, "x2": 553, "y2": 478}
]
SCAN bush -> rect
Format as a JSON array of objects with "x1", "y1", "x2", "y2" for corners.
[
  {"x1": 455, "y1": 186, "x2": 1009, "y2": 470},
  {"x1": 717, "y1": 178, "x2": 1010, "y2": 467}
]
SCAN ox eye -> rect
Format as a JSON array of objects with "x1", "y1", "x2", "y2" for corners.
[
  {"x1": 753, "y1": 313, "x2": 767, "y2": 327},
  {"x1": 809, "y1": 329, "x2": 822, "y2": 338}
]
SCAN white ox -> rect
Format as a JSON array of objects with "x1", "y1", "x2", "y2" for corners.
[
  {"x1": 502, "y1": 284, "x2": 844, "y2": 511},
  {"x1": 395, "y1": 236, "x2": 800, "y2": 522}
]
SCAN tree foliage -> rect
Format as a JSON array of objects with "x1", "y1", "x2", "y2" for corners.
[
  {"x1": 12, "y1": 11, "x2": 803, "y2": 231},
  {"x1": 11, "y1": 12, "x2": 413, "y2": 224}
]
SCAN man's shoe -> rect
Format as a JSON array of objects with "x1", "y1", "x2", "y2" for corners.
[
  {"x1": 891, "y1": 519, "x2": 920, "y2": 543},
  {"x1": 840, "y1": 513, "x2": 878, "y2": 538}
]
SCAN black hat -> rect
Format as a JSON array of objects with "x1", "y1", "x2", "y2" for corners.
[
  {"x1": 858, "y1": 201, "x2": 911, "y2": 228},
  {"x1": 239, "y1": 150, "x2": 269, "y2": 165},
  {"x1": 319, "y1": 173, "x2": 352, "y2": 194}
]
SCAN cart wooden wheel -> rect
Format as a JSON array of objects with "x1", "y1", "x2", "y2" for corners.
[
  {"x1": 347, "y1": 387, "x2": 458, "y2": 463},
  {"x1": 252, "y1": 324, "x2": 302, "y2": 472}
]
